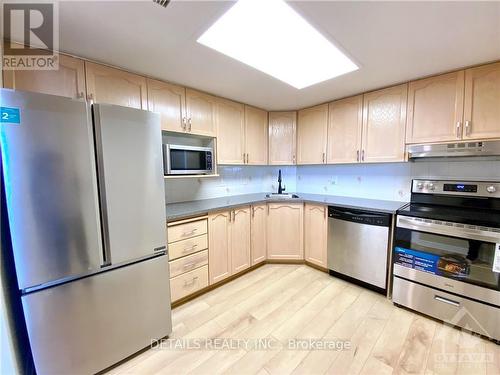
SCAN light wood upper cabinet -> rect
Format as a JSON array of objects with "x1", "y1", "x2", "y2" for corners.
[
  {"x1": 297, "y1": 104, "x2": 328, "y2": 165},
  {"x1": 230, "y1": 207, "x2": 251, "y2": 274},
  {"x1": 406, "y1": 71, "x2": 465, "y2": 144},
  {"x1": 208, "y1": 211, "x2": 232, "y2": 284},
  {"x1": 362, "y1": 84, "x2": 408, "y2": 163},
  {"x1": 216, "y1": 98, "x2": 245, "y2": 164},
  {"x1": 3, "y1": 54, "x2": 85, "y2": 99},
  {"x1": 245, "y1": 106, "x2": 268, "y2": 165},
  {"x1": 268, "y1": 111, "x2": 297, "y2": 165},
  {"x1": 85, "y1": 62, "x2": 147, "y2": 109},
  {"x1": 327, "y1": 95, "x2": 363, "y2": 164},
  {"x1": 186, "y1": 88, "x2": 217, "y2": 136},
  {"x1": 250, "y1": 204, "x2": 267, "y2": 265},
  {"x1": 147, "y1": 78, "x2": 186, "y2": 132},
  {"x1": 267, "y1": 203, "x2": 304, "y2": 260},
  {"x1": 463, "y1": 62, "x2": 500, "y2": 140},
  {"x1": 304, "y1": 204, "x2": 328, "y2": 269}
]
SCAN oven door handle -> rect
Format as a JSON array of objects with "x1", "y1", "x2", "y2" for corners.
[{"x1": 396, "y1": 215, "x2": 500, "y2": 243}]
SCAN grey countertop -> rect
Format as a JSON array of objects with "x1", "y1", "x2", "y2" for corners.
[{"x1": 166, "y1": 193, "x2": 406, "y2": 222}]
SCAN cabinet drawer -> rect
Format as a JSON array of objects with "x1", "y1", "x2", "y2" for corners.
[
  {"x1": 168, "y1": 219, "x2": 207, "y2": 243},
  {"x1": 170, "y1": 265, "x2": 208, "y2": 302},
  {"x1": 169, "y1": 234, "x2": 208, "y2": 261},
  {"x1": 169, "y1": 250, "x2": 208, "y2": 278}
]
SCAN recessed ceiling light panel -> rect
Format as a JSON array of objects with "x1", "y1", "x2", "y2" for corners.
[{"x1": 197, "y1": 0, "x2": 358, "y2": 89}]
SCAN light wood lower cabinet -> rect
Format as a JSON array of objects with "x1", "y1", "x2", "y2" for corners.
[
  {"x1": 250, "y1": 204, "x2": 267, "y2": 265},
  {"x1": 231, "y1": 207, "x2": 251, "y2": 274},
  {"x1": 267, "y1": 203, "x2": 304, "y2": 260},
  {"x1": 304, "y1": 204, "x2": 328, "y2": 268},
  {"x1": 208, "y1": 211, "x2": 232, "y2": 284},
  {"x1": 362, "y1": 84, "x2": 408, "y2": 163},
  {"x1": 208, "y1": 207, "x2": 251, "y2": 284},
  {"x1": 3, "y1": 53, "x2": 86, "y2": 99},
  {"x1": 170, "y1": 265, "x2": 209, "y2": 302},
  {"x1": 269, "y1": 112, "x2": 297, "y2": 165},
  {"x1": 85, "y1": 62, "x2": 148, "y2": 109}
]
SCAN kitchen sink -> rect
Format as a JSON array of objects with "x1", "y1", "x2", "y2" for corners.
[{"x1": 265, "y1": 193, "x2": 300, "y2": 199}]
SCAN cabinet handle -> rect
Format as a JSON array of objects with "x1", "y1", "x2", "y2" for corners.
[
  {"x1": 465, "y1": 120, "x2": 471, "y2": 136},
  {"x1": 182, "y1": 228, "x2": 197, "y2": 237},
  {"x1": 182, "y1": 117, "x2": 187, "y2": 130},
  {"x1": 87, "y1": 93, "x2": 94, "y2": 102},
  {"x1": 184, "y1": 276, "x2": 199, "y2": 287},
  {"x1": 356, "y1": 150, "x2": 360, "y2": 162},
  {"x1": 246, "y1": 153, "x2": 249, "y2": 164},
  {"x1": 361, "y1": 150, "x2": 365, "y2": 162},
  {"x1": 434, "y1": 295, "x2": 460, "y2": 307},
  {"x1": 456, "y1": 121, "x2": 462, "y2": 139},
  {"x1": 243, "y1": 153, "x2": 246, "y2": 164},
  {"x1": 232, "y1": 210, "x2": 236, "y2": 221},
  {"x1": 292, "y1": 154, "x2": 296, "y2": 164},
  {"x1": 183, "y1": 262, "x2": 197, "y2": 270},
  {"x1": 188, "y1": 118, "x2": 192, "y2": 132},
  {"x1": 182, "y1": 244, "x2": 198, "y2": 253},
  {"x1": 322, "y1": 152, "x2": 326, "y2": 163}
]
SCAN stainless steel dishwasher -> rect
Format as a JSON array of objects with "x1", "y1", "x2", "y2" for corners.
[{"x1": 327, "y1": 206, "x2": 391, "y2": 293}]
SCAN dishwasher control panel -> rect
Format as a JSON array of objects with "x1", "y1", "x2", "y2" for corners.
[{"x1": 328, "y1": 206, "x2": 391, "y2": 227}]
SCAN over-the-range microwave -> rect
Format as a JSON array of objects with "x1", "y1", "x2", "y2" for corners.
[{"x1": 163, "y1": 144, "x2": 214, "y2": 175}]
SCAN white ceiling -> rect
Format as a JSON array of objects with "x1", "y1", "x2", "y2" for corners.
[{"x1": 59, "y1": 1, "x2": 500, "y2": 111}]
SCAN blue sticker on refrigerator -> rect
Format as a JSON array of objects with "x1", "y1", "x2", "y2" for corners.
[{"x1": 1, "y1": 107, "x2": 21, "y2": 124}]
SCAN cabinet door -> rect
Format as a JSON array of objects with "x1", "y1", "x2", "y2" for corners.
[
  {"x1": 3, "y1": 53, "x2": 85, "y2": 99},
  {"x1": 230, "y1": 207, "x2": 251, "y2": 274},
  {"x1": 85, "y1": 62, "x2": 147, "y2": 109},
  {"x1": 406, "y1": 71, "x2": 465, "y2": 144},
  {"x1": 304, "y1": 204, "x2": 327, "y2": 268},
  {"x1": 216, "y1": 98, "x2": 245, "y2": 164},
  {"x1": 245, "y1": 106, "x2": 268, "y2": 165},
  {"x1": 250, "y1": 204, "x2": 267, "y2": 265},
  {"x1": 147, "y1": 78, "x2": 186, "y2": 133},
  {"x1": 267, "y1": 203, "x2": 304, "y2": 260},
  {"x1": 297, "y1": 104, "x2": 328, "y2": 165},
  {"x1": 327, "y1": 96, "x2": 363, "y2": 164},
  {"x1": 208, "y1": 211, "x2": 231, "y2": 284},
  {"x1": 185, "y1": 88, "x2": 217, "y2": 136},
  {"x1": 463, "y1": 62, "x2": 500, "y2": 140},
  {"x1": 362, "y1": 84, "x2": 407, "y2": 163},
  {"x1": 268, "y1": 112, "x2": 297, "y2": 165}
]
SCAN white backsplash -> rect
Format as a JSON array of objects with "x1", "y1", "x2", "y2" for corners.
[
  {"x1": 296, "y1": 159, "x2": 500, "y2": 202},
  {"x1": 165, "y1": 166, "x2": 296, "y2": 203},
  {"x1": 165, "y1": 160, "x2": 500, "y2": 203}
]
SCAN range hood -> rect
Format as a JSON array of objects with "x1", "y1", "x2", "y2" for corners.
[{"x1": 407, "y1": 140, "x2": 500, "y2": 159}]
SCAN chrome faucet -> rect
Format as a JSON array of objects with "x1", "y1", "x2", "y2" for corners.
[{"x1": 277, "y1": 169, "x2": 286, "y2": 194}]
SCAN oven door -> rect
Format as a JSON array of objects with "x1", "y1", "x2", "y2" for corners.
[
  {"x1": 394, "y1": 215, "x2": 500, "y2": 306},
  {"x1": 165, "y1": 145, "x2": 212, "y2": 175}
]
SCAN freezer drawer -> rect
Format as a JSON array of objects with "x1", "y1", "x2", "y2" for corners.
[
  {"x1": 393, "y1": 277, "x2": 499, "y2": 340},
  {"x1": 22, "y1": 256, "x2": 172, "y2": 375}
]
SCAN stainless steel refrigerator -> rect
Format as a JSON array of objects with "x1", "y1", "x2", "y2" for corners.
[{"x1": 0, "y1": 89, "x2": 172, "y2": 374}]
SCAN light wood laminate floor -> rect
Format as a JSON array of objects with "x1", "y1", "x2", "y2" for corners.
[{"x1": 109, "y1": 264, "x2": 499, "y2": 375}]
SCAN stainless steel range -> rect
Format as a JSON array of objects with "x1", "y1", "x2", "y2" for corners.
[{"x1": 392, "y1": 179, "x2": 500, "y2": 341}]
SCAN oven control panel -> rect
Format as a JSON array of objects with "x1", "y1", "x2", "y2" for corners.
[{"x1": 412, "y1": 180, "x2": 500, "y2": 198}]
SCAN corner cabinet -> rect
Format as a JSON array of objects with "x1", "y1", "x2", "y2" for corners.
[
  {"x1": 268, "y1": 111, "x2": 297, "y2": 165},
  {"x1": 216, "y1": 98, "x2": 245, "y2": 164},
  {"x1": 147, "y1": 78, "x2": 186, "y2": 132},
  {"x1": 297, "y1": 104, "x2": 328, "y2": 165},
  {"x1": 463, "y1": 62, "x2": 500, "y2": 140},
  {"x1": 304, "y1": 204, "x2": 328, "y2": 269},
  {"x1": 327, "y1": 95, "x2": 363, "y2": 164},
  {"x1": 208, "y1": 207, "x2": 251, "y2": 284},
  {"x1": 267, "y1": 203, "x2": 304, "y2": 260},
  {"x1": 250, "y1": 204, "x2": 267, "y2": 265},
  {"x1": 362, "y1": 84, "x2": 408, "y2": 163},
  {"x1": 3, "y1": 53, "x2": 86, "y2": 99},
  {"x1": 85, "y1": 62, "x2": 148, "y2": 109}
]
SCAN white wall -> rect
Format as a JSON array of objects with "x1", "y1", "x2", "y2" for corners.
[
  {"x1": 165, "y1": 160, "x2": 500, "y2": 203},
  {"x1": 165, "y1": 166, "x2": 296, "y2": 203}
]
